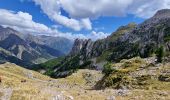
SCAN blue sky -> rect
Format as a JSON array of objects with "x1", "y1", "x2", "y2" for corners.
[
  {"x1": 0, "y1": 0, "x2": 56, "y2": 28},
  {"x1": 0, "y1": 0, "x2": 169, "y2": 40}
]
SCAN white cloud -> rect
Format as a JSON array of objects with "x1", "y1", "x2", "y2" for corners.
[
  {"x1": 59, "y1": 31, "x2": 109, "y2": 41},
  {"x1": 0, "y1": 9, "x2": 107, "y2": 40},
  {"x1": 0, "y1": 9, "x2": 54, "y2": 34},
  {"x1": 3, "y1": 0, "x2": 170, "y2": 41},
  {"x1": 51, "y1": 30, "x2": 109, "y2": 41},
  {"x1": 60, "y1": 0, "x2": 133, "y2": 18},
  {"x1": 60, "y1": 0, "x2": 170, "y2": 19},
  {"x1": 128, "y1": 0, "x2": 170, "y2": 18},
  {"x1": 33, "y1": 0, "x2": 92, "y2": 31},
  {"x1": 88, "y1": 31, "x2": 109, "y2": 40},
  {"x1": 31, "y1": 0, "x2": 170, "y2": 31},
  {"x1": 80, "y1": 18, "x2": 92, "y2": 30}
]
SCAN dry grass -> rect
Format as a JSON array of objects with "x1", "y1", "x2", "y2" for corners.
[{"x1": 0, "y1": 61, "x2": 170, "y2": 100}]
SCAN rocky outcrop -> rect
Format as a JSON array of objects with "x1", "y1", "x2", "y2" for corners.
[
  {"x1": 70, "y1": 9, "x2": 170, "y2": 63},
  {"x1": 70, "y1": 23, "x2": 137, "y2": 61},
  {"x1": 70, "y1": 39, "x2": 88, "y2": 56}
]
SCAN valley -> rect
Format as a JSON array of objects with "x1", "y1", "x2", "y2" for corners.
[
  {"x1": 0, "y1": 26, "x2": 73, "y2": 67},
  {"x1": 0, "y1": 6, "x2": 170, "y2": 100}
]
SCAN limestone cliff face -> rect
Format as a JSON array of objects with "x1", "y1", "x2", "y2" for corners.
[
  {"x1": 69, "y1": 39, "x2": 89, "y2": 56},
  {"x1": 70, "y1": 23, "x2": 137, "y2": 60},
  {"x1": 70, "y1": 9, "x2": 170, "y2": 62}
]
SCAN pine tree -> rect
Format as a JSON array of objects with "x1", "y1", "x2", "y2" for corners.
[{"x1": 156, "y1": 45, "x2": 165, "y2": 63}]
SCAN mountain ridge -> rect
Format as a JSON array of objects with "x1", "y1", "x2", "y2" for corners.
[
  {"x1": 0, "y1": 25, "x2": 73, "y2": 67},
  {"x1": 70, "y1": 9, "x2": 170, "y2": 61},
  {"x1": 37, "y1": 9, "x2": 170, "y2": 78}
]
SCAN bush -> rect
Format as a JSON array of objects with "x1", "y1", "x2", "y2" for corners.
[
  {"x1": 102, "y1": 63, "x2": 115, "y2": 75},
  {"x1": 80, "y1": 60, "x2": 92, "y2": 69},
  {"x1": 156, "y1": 46, "x2": 165, "y2": 63},
  {"x1": 44, "y1": 70, "x2": 55, "y2": 78}
]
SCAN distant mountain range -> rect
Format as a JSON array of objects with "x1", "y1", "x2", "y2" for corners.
[{"x1": 0, "y1": 25, "x2": 73, "y2": 67}]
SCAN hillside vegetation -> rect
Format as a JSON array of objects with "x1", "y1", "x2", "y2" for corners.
[{"x1": 0, "y1": 61, "x2": 170, "y2": 100}]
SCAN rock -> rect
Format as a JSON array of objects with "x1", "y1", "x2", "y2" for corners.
[
  {"x1": 53, "y1": 93, "x2": 74, "y2": 100},
  {"x1": 107, "y1": 96, "x2": 116, "y2": 100},
  {"x1": 68, "y1": 96, "x2": 74, "y2": 100},
  {"x1": 21, "y1": 79, "x2": 26, "y2": 83},
  {"x1": 53, "y1": 94, "x2": 64, "y2": 100},
  {"x1": 77, "y1": 93, "x2": 80, "y2": 96},
  {"x1": 153, "y1": 9, "x2": 170, "y2": 19},
  {"x1": 158, "y1": 75, "x2": 170, "y2": 82},
  {"x1": 116, "y1": 89, "x2": 130, "y2": 96},
  {"x1": 84, "y1": 91, "x2": 87, "y2": 93},
  {"x1": 158, "y1": 91, "x2": 168, "y2": 96}
]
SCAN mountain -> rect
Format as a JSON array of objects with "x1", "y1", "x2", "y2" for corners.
[
  {"x1": 70, "y1": 9, "x2": 170, "y2": 62},
  {"x1": 25, "y1": 34, "x2": 74, "y2": 54},
  {"x1": 36, "y1": 9, "x2": 170, "y2": 78},
  {"x1": 70, "y1": 22, "x2": 137, "y2": 61},
  {"x1": 0, "y1": 47, "x2": 32, "y2": 67},
  {"x1": 1, "y1": 9, "x2": 170, "y2": 99},
  {"x1": 36, "y1": 35, "x2": 74, "y2": 54},
  {"x1": 0, "y1": 26, "x2": 73, "y2": 67}
]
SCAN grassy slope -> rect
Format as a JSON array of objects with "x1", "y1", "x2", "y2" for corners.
[
  {"x1": 96, "y1": 23, "x2": 137, "y2": 63},
  {"x1": 0, "y1": 60, "x2": 170, "y2": 100},
  {"x1": 34, "y1": 57, "x2": 65, "y2": 69},
  {"x1": 96, "y1": 57, "x2": 170, "y2": 90},
  {"x1": 0, "y1": 63, "x2": 53, "y2": 100}
]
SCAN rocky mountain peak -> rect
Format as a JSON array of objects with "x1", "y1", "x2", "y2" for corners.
[
  {"x1": 69, "y1": 38, "x2": 90, "y2": 56},
  {"x1": 153, "y1": 9, "x2": 170, "y2": 18},
  {"x1": 139, "y1": 9, "x2": 170, "y2": 29},
  {"x1": 69, "y1": 9, "x2": 170, "y2": 64}
]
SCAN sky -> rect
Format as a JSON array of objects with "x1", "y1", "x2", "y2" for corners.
[{"x1": 0, "y1": 0, "x2": 170, "y2": 40}]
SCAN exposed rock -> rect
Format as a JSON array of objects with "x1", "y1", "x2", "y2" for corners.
[
  {"x1": 153, "y1": 9, "x2": 170, "y2": 19},
  {"x1": 106, "y1": 96, "x2": 116, "y2": 100},
  {"x1": 69, "y1": 39, "x2": 88, "y2": 56},
  {"x1": 157, "y1": 91, "x2": 169, "y2": 96},
  {"x1": 70, "y1": 9, "x2": 170, "y2": 64},
  {"x1": 116, "y1": 89, "x2": 130, "y2": 96},
  {"x1": 158, "y1": 75, "x2": 170, "y2": 82}
]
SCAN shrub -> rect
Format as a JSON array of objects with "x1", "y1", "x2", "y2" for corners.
[
  {"x1": 156, "y1": 46, "x2": 165, "y2": 63},
  {"x1": 164, "y1": 27, "x2": 170, "y2": 42},
  {"x1": 44, "y1": 70, "x2": 55, "y2": 78},
  {"x1": 103, "y1": 73, "x2": 134, "y2": 89},
  {"x1": 80, "y1": 60, "x2": 92, "y2": 69},
  {"x1": 102, "y1": 63, "x2": 116, "y2": 75}
]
